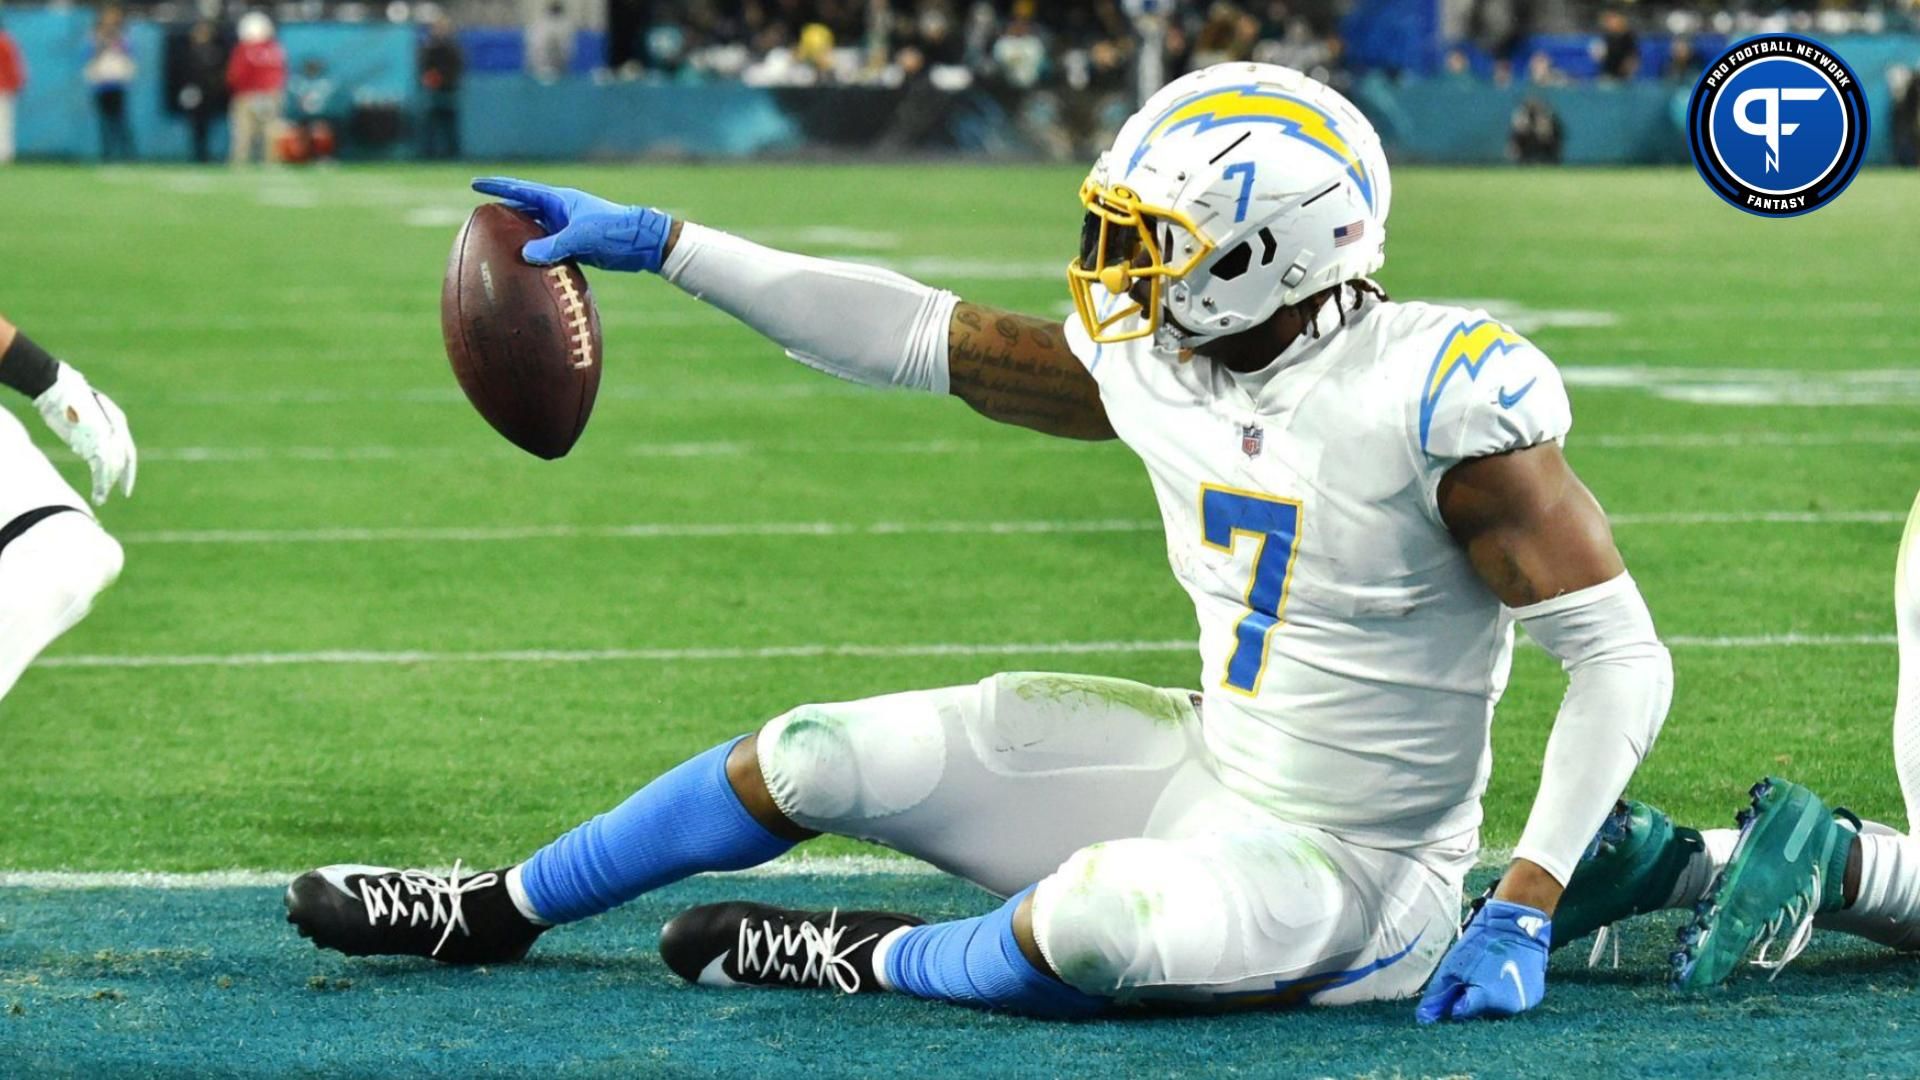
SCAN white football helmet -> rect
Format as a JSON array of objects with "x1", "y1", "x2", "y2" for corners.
[{"x1": 1068, "y1": 63, "x2": 1391, "y2": 353}]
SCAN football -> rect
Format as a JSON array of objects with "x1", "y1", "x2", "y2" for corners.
[{"x1": 440, "y1": 203, "x2": 603, "y2": 460}]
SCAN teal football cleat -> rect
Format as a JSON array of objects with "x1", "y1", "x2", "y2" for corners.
[
  {"x1": 1670, "y1": 778, "x2": 1858, "y2": 990},
  {"x1": 1553, "y1": 800, "x2": 1703, "y2": 962}
]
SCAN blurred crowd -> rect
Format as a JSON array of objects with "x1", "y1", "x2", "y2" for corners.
[
  {"x1": 601, "y1": 0, "x2": 1920, "y2": 91},
  {"x1": 1447, "y1": 2, "x2": 1919, "y2": 90},
  {"x1": 589, "y1": 1, "x2": 1349, "y2": 93},
  {"x1": 564, "y1": 0, "x2": 1350, "y2": 158},
  {"x1": 0, "y1": 3, "x2": 462, "y2": 165},
  {"x1": 0, "y1": 0, "x2": 1915, "y2": 165}
]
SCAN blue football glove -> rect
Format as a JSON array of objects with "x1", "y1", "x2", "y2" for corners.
[
  {"x1": 470, "y1": 176, "x2": 674, "y2": 273},
  {"x1": 1415, "y1": 900, "x2": 1550, "y2": 1024}
]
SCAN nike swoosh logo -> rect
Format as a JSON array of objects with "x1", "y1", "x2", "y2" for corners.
[
  {"x1": 1500, "y1": 960, "x2": 1529, "y2": 1010},
  {"x1": 697, "y1": 951, "x2": 741, "y2": 988},
  {"x1": 1497, "y1": 378, "x2": 1539, "y2": 409}
]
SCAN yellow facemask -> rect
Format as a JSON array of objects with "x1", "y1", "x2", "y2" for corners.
[{"x1": 1066, "y1": 178, "x2": 1215, "y2": 345}]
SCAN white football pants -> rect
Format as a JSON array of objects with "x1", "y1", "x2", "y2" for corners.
[
  {"x1": 0, "y1": 411, "x2": 123, "y2": 700},
  {"x1": 756, "y1": 672, "x2": 1470, "y2": 1005}
]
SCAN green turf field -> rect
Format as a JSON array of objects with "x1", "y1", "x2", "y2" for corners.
[{"x1": 1, "y1": 163, "x2": 1917, "y2": 1076}]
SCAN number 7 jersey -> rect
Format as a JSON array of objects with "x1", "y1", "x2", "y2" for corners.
[{"x1": 1063, "y1": 287, "x2": 1572, "y2": 852}]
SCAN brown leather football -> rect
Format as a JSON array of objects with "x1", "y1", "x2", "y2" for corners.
[{"x1": 441, "y1": 203, "x2": 603, "y2": 460}]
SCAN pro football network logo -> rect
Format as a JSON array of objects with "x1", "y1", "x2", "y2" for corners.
[{"x1": 1687, "y1": 34, "x2": 1867, "y2": 218}]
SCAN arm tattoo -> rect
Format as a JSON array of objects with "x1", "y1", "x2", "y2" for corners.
[
  {"x1": 946, "y1": 302, "x2": 1115, "y2": 441},
  {"x1": 1482, "y1": 538, "x2": 1544, "y2": 607}
]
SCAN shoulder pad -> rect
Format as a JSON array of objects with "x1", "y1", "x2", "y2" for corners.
[{"x1": 1412, "y1": 315, "x2": 1571, "y2": 463}]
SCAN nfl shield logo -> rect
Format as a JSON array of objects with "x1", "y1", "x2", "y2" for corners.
[{"x1": 1239, "y1": 423, "x2": 1264, "y2": 459}]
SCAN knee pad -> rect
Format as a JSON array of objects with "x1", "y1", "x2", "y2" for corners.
[
  {"x1": 756, "y1": 692, "x2": 949, "y2": 830},
  {"x1": 1031, "y1": 839, "x2": 1231, "y2": 997}
]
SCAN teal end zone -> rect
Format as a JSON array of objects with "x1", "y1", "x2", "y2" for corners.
[{"x1": 3, "y1": 871, "x2": 1916, "y2": 1078}]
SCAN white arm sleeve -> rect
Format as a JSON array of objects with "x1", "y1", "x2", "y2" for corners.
[
  {"x1": 1510, "y1": 572, "x2": 1674, "y2": 886},
  {"x1": 660, "y1": 222, "x2": 958, "y2": 393}
]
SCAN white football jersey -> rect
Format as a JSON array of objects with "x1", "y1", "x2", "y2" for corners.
[
  {"x1": 0, "y1": 406, "x2": 90, "y2": 526},
  {"x1": 1065, "y1": 285, "x2": 1571, "y2": 851}
]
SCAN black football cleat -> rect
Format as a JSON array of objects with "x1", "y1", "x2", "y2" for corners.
[
  {"x1": 285, "y1": 861, "x2": 546, "y2": 965},
  {"x1": 659, "y1": 901, "x2": 924, "y2": 993}
]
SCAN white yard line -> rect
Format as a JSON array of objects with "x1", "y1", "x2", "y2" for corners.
[
  {"x1": 1659, "y1": 633, "x2": 1894, "y2": 647},
  {"x1": 113, "y1": 438, "x2": 1101, "y2": 463},
  {"x1": 165, "y1": 384, "x2": 856, "y2": 405},
  {"x1": 113, "y1": 510, "x2": 1905, "y2": 545},
  {"x1": 842, "y1": 256, "x2": 1067, "y2": 280},
  {"x1": 1607, "y1": 511, "x2": 1903, "y2": 525},
  {"x1": 1562, "y1": 366, "x2": 1920, "y2": 387},
  {"x1": 1561, "y1": 365, "x2": 1920, "y2": 406},
  {"x1": 143, "y1": 366, "x2": 1920, "y2": 407},
  {"x1": 101, "y1": 430, "x2": 1920, "y2": 463},
  {"x1": 33, "y1": 639, "x2": 1197, "y2": 669},
  {"x1": 1581, "y1": 430, "x2": 1920, "y2": 449},
  {"x1": 116, "y1": 519, "x2": 1157, "y2": 545},
  {"x1": 1425, "y1": 299, "x2": 1621, "y2": 331},
  {"x1": 0, "y1": 849, "x2": 1558, "y2": 888},
  {"x1": 72, "y1": 429, "x2": 1920, "y2": 464},
  {"x1": 0, "y1": 855, "x2": 944, "y2": 890},
  {"x1": 33, "y1": 633, "x2": 1894, "y2": 671}
]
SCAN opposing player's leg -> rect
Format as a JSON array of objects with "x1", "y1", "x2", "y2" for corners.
[
  {"x1": 658, "y1": 769, "x2": 1464, "y2": 1015},
  {"x1": 0, "y1": 402, "x2": 124, "y2": 703},
  {"x1": 1564, "y1": 491, "x2": 1920, "y2": 982},
  {"x1": 286, "y1": 672, "x2": 1205, "y2": 963},
  {"x1": 1895, "y1": 485, "x2": 1920, "y2": 835},
  {"x1": 1559, "y1": 790, "x2": 1920, "y2": 982},
  {"x1": 1667, "y1": 491, "x2": 1920, "y2": 984},
  {"x1": 0, "y1": 508, "x2": 124, "y2": 701}
]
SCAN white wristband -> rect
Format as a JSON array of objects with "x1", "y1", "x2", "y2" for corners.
[{"x1": 662, "y1": 222, "x2": 955, "y2": 394}]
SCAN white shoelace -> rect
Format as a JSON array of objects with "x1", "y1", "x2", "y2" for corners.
[
  {"x1": 1748, "y1": 867, "x2": 1822, "y2": 981},
  {"x1": 355, "y1": 860, "x2": 501, "y2": 958},
  {"x1": 1587, "y1": 925, "x2": 1622, "y2": 969},
  {"x1": 734, "y1": 909, "x2": 880, "y2": 994}
]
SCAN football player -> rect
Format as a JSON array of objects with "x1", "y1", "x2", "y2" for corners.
[
  {"x1": 1527, "y1": 488, "x2": 1920, "y2": 988},
  {"x1": 288, "y1": 63, "x2": 1668, "y2": 1022},
  {"x1": 0, "y1": 314, "x2": 133, "y2": 700}
]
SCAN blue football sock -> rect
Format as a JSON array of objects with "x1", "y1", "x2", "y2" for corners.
[
  {"x1": 517, "y1": 736, "x2": 793, "y2": 924},
  {"x1": 882, "y1": 888, "x2": 1107, "y2": 1018}
]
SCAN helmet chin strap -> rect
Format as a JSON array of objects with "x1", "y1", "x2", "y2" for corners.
[
  {"x1": 1152, "y1": 308, "x2": 1215, "y2": 355},
  {"x1": 1163, "y1": 284, "x2": 1359, "y2": 367}
]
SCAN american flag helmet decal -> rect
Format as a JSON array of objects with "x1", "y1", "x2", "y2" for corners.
[{"x1": 1333, "y1": 221, "x2": 1365, "y2": 247}]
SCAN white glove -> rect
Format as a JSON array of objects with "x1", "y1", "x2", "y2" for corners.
[{"x1": 35, "y1": 365, "x2": 137, "y2": 506}]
